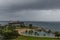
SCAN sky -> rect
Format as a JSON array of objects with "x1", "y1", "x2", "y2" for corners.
[{"x1": 0, "y1": 0, "x2": 60, "y2": 21}]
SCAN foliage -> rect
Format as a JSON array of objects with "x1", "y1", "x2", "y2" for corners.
[
  {"x1": 13, "y1": 36, "x2": 60, "y2": 40},
  {"x1": 34, "y1": 32, "x2": 39, "y2": 36},
  {"x1": 28, "y1": 30, "x2": 33, "y2": 35},
  {"x1": 29, "y1": 24, "x2": 33, "y2": 28},
  {"x1": 54, "y1": 32, "x2": 60, "y2": 38},
  {"x1": 1, "y1": 25, "x2": 20, "y2": 40},
  {"x1": 3, "y1": 30, "x2": 20, "y2": 40},
  {"x1": 46, "y1": 30, "x2": 52, "y2": 34}
]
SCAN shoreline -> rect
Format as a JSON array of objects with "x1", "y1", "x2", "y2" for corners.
[{"x1": 16, "y1": 28, "x2": 60, "y2": 38}]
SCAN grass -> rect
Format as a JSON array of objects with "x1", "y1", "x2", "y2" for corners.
[{"x1": 13, "y1": 35, "x2": 60, "y2": 40}]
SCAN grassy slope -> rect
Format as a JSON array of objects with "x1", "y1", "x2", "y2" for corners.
[{"x1": 13, "y1": 36, "x2": 60, "y2": 40}]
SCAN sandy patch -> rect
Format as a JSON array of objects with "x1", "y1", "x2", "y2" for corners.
[{"x1": 16, "y1": 28, "x2": 34, "y2": 35}]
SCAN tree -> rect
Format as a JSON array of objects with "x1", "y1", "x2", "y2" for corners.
[
  {"x1": 28, "y1": 30, "x2": 33, "y2": 35},
  {"x1": 0, "y1": 24, "x2": 2, "y2": 26},
  {"x1": 25, "y1": 30, "x2": 28, "y2": 33},
  {"x1": 3, "y1": 30, "x2": 20, "y2": 40},
  {"x1": 54, "y1": 32, "x2": 60, "y2": 38},
  {"x1": 8, "y1": 25, "x2": 16, "y2": 31},
  {"x1": 43, "y1": 34, "x2": 46, "y2": 36},
  {"x1": 37, "y1": 29, "x2": 42, "y2": 32},
  {"x1": 29, "y1": 24, "x2": 33, "y2": 28},
  {"x1": 20, "y1": 24, "x2": 25, "y2": 28},
  {"x1": 34, "y1": 32, "x2": 39, "y2": 36},
  {"x1": 47, "y1": 29, "x2": 52, "y2": 34}
]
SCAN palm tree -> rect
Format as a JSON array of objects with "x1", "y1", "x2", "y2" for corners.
[
  {"x1": 34, "y1": 32, "x2": 39, "y2": 36},
  {"x1": 28, "y1": 30, "x2": 33, "y2": 35},
  {"x1": 47, "y1": 29, "x2": 52, "y2": 34},
  {"x1": 43, "y1": 34, "x2": 46, "y2": 36}
]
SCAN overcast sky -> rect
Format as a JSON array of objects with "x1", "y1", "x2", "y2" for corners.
[{"x1": 0, "y1": 0, "x2": 60, "y2": 21}]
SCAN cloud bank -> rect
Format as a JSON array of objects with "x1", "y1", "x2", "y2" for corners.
[{"x1": 0, "y1": 0, "x2": 60, "y2": 21}]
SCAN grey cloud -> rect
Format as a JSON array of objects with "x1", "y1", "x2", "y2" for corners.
[
  {"x1": 0, "y1": 0, "x2": 60, "y2": 21},
  {"x1": 8, "y1": 10, "x2": 60, "y2": 21},
  {"x1": 1, "y1": 0, "x2": 60, "y2": 13},
  {"x1": 9, "y1": 0, "x2": 60, "y2": 11}
]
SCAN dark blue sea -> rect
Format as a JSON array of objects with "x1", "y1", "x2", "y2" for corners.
[
  {"x1": 24, "y1": 21, "x2": 60, "y2": 32},
  {"x1": 0, "y1": 21, "x2": 60, "y2": 32}
]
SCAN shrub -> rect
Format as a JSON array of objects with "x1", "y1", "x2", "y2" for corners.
[
  {"x1": 54, "y1": 32, "x2": 60, "y2": 38},
  {"x1": 3, "y1": 30, "x2": 20, "y2": 39}
]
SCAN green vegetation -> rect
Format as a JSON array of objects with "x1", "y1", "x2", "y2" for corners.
[
  {"x1": 54, "y1": 32, "x2": 60, "y2": 38},
  {"x1": 0, "y1": 25, "x2": 20, "y2": 40},
  {"x1": 13, "y1": 35, "x2": 60, "y2": 40},
  {"x1": 2, "y1": 30, "x2": 20, "y2": 40},
  {"x1": 28, "y1": 30, "x2": 33, "y2": 35},
  {"x1": 29, "y1": 24, "x2": 33, "y2": 28},
  {"x1": 0, "y1": 21, "x2": 60, "y2": 40}
]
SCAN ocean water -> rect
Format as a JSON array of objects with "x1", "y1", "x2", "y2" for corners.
[
  {"x1": 0, "y1": 21, "x2": 60, "y2": 32},
  {"x1": 24, "y1": 21, "x2": 60, "y2": 32},
  {"x1": 0, "y1": 21, "x2": 8, "y2": 26}
]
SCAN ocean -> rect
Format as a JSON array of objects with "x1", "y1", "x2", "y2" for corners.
[
  {"x1": 0, "y1": 21, "x2": 60, "y2": 32},
  {"x1": 24, "y1": 21, "x2": 60, "y2": 32}
]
